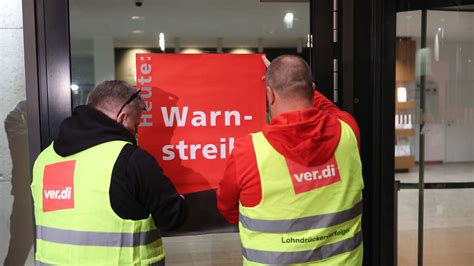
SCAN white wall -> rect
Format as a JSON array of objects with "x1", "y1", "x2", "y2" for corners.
[
  {"x1": 71, "y1": 54, "x2": 95, "y2": 107},
  {"x1": 0, "y1": 0, "x2": 28, "y2": 263},
  {"x1": 0, "y1": 0, "x2": 26, "y2": 181},
  {"x1": 93, "y1": 37, "x2": 115, "y2": 85}
]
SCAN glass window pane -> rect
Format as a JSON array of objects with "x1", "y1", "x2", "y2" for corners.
[
  {"x1": 397, "y1": 189, "x2": 418, "y2": 265},
  {"x1": 424, "y1": 7, "x2": 474, "y2": 265},
  {"x1": 69, "y1": 1, "x2": 310, "y2": 263},
  {"x1": 422, "y1": 188, "x2": 474, "y2": 265},
  {"x1": 69, "y1": 0, "x2": 310, "y2": 108},
  {"x1": 0, "y1": 0, "x2": 33, "y2": 265},
  {"x1": 397, "y1": 167, "x2": 474, "y2": 265},
  {"x1": 396, "y1": 6, "x2": 474, "y2": 265}
]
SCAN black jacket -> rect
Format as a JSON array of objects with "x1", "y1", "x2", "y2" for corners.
[{"x1": 53, "y1": 105, "x2": 186, "y2": 231}]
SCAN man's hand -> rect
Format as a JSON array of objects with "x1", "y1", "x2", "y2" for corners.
[
  {"x1": 262, "y1": 55, "x2": 271, "y2": 67},
  {"x1": 261, "y1": 55, "x2": 271, "y2": 80}
]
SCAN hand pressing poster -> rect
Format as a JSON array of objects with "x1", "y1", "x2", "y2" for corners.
[{"x1": 136, "y1": 54, "x2": 266, "y2": 234}]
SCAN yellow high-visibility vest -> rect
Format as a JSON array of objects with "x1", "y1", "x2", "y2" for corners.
[
  {"x1": 31, "y1": 140, "x2": 164, "y2": 265},
  {"x1": 240, "y1": 120, "x2": 364, "y2": 265}
]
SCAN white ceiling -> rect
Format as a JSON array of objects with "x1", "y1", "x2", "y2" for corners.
[
  {"x1": 397, "y1": 10, "x2": 474, "y2": 42},
  {"x1": 69, "y1": 1, "x2": 474, "y2": 55},
  {"x1": 69, "y1": 0, "x2": 310, "y2": 53}
]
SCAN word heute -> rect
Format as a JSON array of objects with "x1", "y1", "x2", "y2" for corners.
[{"x1": 137, "y1": 56, "x2": 153, "y2": 127}]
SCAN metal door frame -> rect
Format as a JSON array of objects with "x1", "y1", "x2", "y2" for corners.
[{"x1": 23, "y1": 0, "x2": 72, "y2": 165}]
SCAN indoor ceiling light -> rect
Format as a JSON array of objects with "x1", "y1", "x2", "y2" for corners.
[
  {"x1": 284, "y1": 12, "x2": 294, "y2": 23},
  {"x1": 159, "y1": 33, "x2": 165, "y2": 52},
  {"x1": 71, "y1": 84, "x2": 79, "y2": 95},
  {"x1": 434, "y1": 33, "x2": 440, "y2": 61},
  {"x1": 181, "y1": 48, "x2": 204, "y2": 54},
  {"x1": 132, "y1": 30, "x2": 144, "y2": 34},
  {"x1": 229, "y1": 48, "x2": 253, "y2": 54},
  {"x1": 131, "y1": 16, "x2": 144, "y2": 20},
  {"x1": 397, "y1": 87, "x2": 407, "y2": 103},
  {"x1": 284, "y1": 12, "x2": 294, "y2": 29}
]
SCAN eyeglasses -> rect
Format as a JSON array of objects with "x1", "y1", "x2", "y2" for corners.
[{"x1": 116, "y1": 89, "x2": 142, "y2": 118}]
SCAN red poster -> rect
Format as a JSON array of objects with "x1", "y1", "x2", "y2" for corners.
[{"x1": 136, "y1": 54, "x2": 266, "y2": 195}]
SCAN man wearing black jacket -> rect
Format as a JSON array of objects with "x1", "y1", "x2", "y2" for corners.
[{"x1": 31, "y1": 80, "x2": 186, "y2": 265}]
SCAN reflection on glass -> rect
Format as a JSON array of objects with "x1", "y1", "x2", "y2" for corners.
[
  {"x1": 395, "y1": 11, "x2": 419, "y2": 172},
  {"x1": 396, "y1": 6, "x2": 474, "y2": 265},
  {"x1": 3, "y1": 102, "x2": 32, "y2": 266},
  {"x1": 69, "y1": 0, "x2": 310, "y2": 108}
]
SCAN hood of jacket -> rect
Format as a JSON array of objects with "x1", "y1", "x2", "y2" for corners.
[
  {"x1": 53, "y1": 105, "x2": 136, "y2": 157},
  {"x1": 262, "y1": 107, "x2": 341, "y2": 167}
]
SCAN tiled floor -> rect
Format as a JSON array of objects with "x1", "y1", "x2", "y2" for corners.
[
  {"x1": 163, "y1": 233, "x2": 242, "y2": 266},
  {"x1": 396, "y1": 163, "x2": 474, "y2": 265},
  {"x1": 398, "y1": 227, "x2": 474, "y2": 266},
  {"x1": 1, "y1": 163, "x2": 472, "y2": 265}
]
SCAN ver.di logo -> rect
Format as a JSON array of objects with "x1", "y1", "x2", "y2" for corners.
[
  {"x1": 286, "y1": 155, "x2": 341, "y2": 194},
  {"x1": 42, "y1": 160, "x2": 76, "y2": 212}
]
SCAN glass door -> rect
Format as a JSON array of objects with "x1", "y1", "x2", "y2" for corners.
[{"x1": 395, "y1": 4, "x2": 474, "y2": 265}]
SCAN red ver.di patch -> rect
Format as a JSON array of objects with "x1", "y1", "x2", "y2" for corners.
[
  {"x1": 42, "y1": 160, "x2": 76, "y2": 212},
  {"x1": 287, "y1": 155, "x2": 341, "y2": 194}
]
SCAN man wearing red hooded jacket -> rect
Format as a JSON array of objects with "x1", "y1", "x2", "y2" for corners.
[{"x1": 217, "y1": 55, "x2": 364, "y2": 265}]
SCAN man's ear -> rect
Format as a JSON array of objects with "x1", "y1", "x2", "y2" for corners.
[
  {"x1": 312, "y1": 82, "x2": 316, "y2": 91},
  {"x1": 117, "y1": 112, "x2": 127, "y2": 124},
  {"x1": 266, "y1": 86, "x2": 276, "y2": 105}
]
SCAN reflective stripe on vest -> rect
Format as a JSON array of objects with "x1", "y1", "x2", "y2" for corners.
[
  {"x1": 35, "y1": 259, "x2": 166, "y2": 266},
  {"x1": 240, "y1": 201, "x2": 362, "y2": 233},
  {"x1": 36, "y1": 225, "x2": 161, "y2": 247},
  {"x1": 242, "y1": 230, "x2": 363, "y2": 265},
  {"x1": 240, "y1": 120, "x2": 364, "y2": 265}
]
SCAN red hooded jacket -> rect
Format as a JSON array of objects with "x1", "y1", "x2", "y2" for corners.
[{"x1": 217, "y1": 91, "x2": 360, "y2": 224}]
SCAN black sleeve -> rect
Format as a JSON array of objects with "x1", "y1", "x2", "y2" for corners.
[{"x1": 114, "y1": 144, "x2": 187, "y2": 231}]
